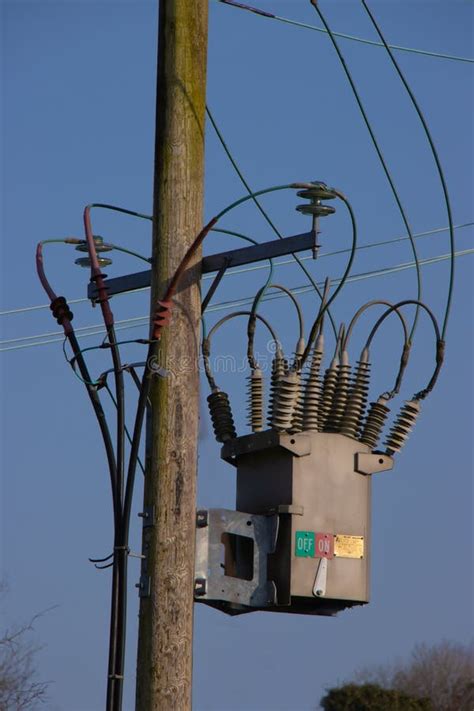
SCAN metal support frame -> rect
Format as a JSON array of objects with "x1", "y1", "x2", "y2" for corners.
[
  {"x1": 87, "y1": 230, "x2": 316, "y2": 302},
  {"x1": 194, "y1": 508, "x2": 278, "y2": 610}
]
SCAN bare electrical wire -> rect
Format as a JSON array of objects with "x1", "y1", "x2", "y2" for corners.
[
  {"x1": 10, "y1": 248, "x2": 472, "y2": 353},
  {"x1": 203, "y1": 309, "x2": 280, "y2": 390},
  {"x1": 361, "y1": 0, "x2": 456, "y2": 340},
  {"x1": 365, "y1": 299, "x2": 443, "y2": 399},
  {"x1": 2, "y1": 222, "x2": 470, "y2": 320},
  {"x1": 214, "y1": 0, "x2": 474, "y2": 64},
  {"x1": 309, "y1": 0, "x2": 422, "y2": 341},
  {"x1": 206, "y1": 106, "x2": 338, "y2": 339}
]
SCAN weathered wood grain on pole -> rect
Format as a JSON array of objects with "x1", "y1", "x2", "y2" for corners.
[{"x1": 135, "y1": 2, "x2": 208, "y2": 709}]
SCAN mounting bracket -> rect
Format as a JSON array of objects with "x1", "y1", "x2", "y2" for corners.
[{"x1": 87, "y1": 230, "x2": 316, "y2": 302}]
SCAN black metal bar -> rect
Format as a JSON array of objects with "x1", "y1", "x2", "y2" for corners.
[
  {"x1": 88, "y1": 231, "x2": 314, "y2": 301},
  {"x1": 201, "y1": 261, "x2": 229, "y2": 314}
]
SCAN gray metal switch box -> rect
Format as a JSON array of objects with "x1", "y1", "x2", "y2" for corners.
[{"x1": 195, "y1": 430, "x2": 392, "y2": 616}]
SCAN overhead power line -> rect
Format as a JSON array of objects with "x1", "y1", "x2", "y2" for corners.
[
  {"x1": 214, "y1": 0, "x2": 474, "y2": 64},
  {"x1": 1, "y1": 222, "x2": 472, "y2": 319},
  {"x1": 360, "y1": 0, "x2": 455, "y2": 340},
  {"x1": 2, "y1": 248, "x2": 472, "y2": 353}
]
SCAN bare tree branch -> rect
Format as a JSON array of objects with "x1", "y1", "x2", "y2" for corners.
[
  {"x1": 0, "y1": 586, "x2": 55, "y2": 711},
  {"x1": 355, "y1": 640, "x2": 474, "y2": 711}
]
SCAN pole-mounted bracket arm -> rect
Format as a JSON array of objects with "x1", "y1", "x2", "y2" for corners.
[{"x1": 87, "y1": 230, "x2": 316, "y2": 302}]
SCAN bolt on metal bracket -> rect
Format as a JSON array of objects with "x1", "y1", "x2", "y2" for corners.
[
  {"x1": 196, "y1": 510, "x2": 209, "y2": 528},
  {"x1": 135, "y1": 574, "x2": 151, "y2": 598},
  {"x1": 221, "y1": 430, "x2": 311, "y2": 465},
  {"x1": 138, "y1": 506, "x2": 155, "y2": 527},
  {"x1": 354, "y1": 452, "x2": 393, "y2": 476}
]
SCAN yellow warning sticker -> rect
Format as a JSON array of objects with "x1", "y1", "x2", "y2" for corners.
[{"x1": 334, "y1": 534, "x2": 364, "y2": 559}]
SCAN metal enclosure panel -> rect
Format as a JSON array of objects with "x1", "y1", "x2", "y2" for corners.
[
  {"x1": 233, "y1": 431, "x2": 371, "y2": 606},
  {"x1": 236, "y1": 448, "x2": 293, "y2": 513},
  {"x1": 194, "y1": 508, "x2": 278, "y2": 608},
  {"x1": 291, "y1": 433, "x2": 370, "y2": 602}
]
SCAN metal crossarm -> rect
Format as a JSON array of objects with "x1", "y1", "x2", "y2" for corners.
[{"x1": 87, "y1": 230, "x2": 316, "y2": 301}]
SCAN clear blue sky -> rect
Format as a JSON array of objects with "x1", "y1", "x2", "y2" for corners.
[{"x1": 1, "y1": 1, "x2": 473, "y2": 710}]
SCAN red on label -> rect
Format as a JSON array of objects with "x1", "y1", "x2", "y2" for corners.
[{"x1": 315, "y1": 533, "x2": 334, "y2": 559}]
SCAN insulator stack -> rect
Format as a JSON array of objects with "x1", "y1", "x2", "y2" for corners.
[
  {"x1": 339, "y1": 349, "x2": 371, "y2": 439},
  {"x1": 384, "y1": 399, "x2": 421, "y2": 455},
  {"x1": 75, "y1": 235, "x2": 113, "y2": 268},
  {"x1": 289, "y1": 372, "x2": 304, "y2": 433},
  {"x1": 268, "y1": 353, "x2": 287, "y2": 426},
  {"x1": 302, "y1": 336, "x2": 324, "y2": 431},
  {"x1": 359, "y1": 397, "x2": 390, "y2": 450},
  {"x1": 324, "y1": 351, "x2": 351, "y2": 433},
  {"x1": 318, "y1": 359, "x2": 339, "y2": 431},
  {"x1": 247, "y1": 367, "x2": 264, "y2": 433},
  {"x1": 295, "y1": 184, "x2": 336, "y2": 219},
  {"x1": 207, "y1": 390, "x2": 237, "y2": 443},
  {"x1": 271, "y1": 371, "x2": 300, "y2": 432}
]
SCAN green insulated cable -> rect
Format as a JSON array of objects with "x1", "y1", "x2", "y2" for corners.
[
  {"x1": 309, "y1": 1, "x2": 422, "y2": 342},
  {"x1": 213, "y1": 0, "x2": 474, "y2": 64},
  {"x1": 5, "y1": 222, "x2": 466, "y2": 318},
  {"x1": 88, "y1": 203, "x2": 153, "y2": 222},
  {"x1": 210, "y1": 227, "x2": 274, "y2": 306},
  {"x1": 207, "y1": 105, "x2": 338, "y2": 339},
  {"x1": 361, "y1": 0, "x2": 456, "y2": 341},
  {"x1": 3, "y1": 250, "x2": 472, "y2": 352},
  {"x1": 201, "y1": 228, "x2": 273, "y2": 339}
]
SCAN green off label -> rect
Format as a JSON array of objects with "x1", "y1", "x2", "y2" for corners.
[{"x1": 295, "y1": 531, "x2": 315, "y2": 557}]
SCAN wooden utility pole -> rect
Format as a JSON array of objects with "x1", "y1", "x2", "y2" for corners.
[{"x1": 135, "y1": 2, "x2": 209, "y2": 709}]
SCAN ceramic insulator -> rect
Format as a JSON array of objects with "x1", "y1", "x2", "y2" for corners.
[
  {"x1": 267, "y1": 354, "x2": 287, "y2": 426},
  {"x1": 340, "y1": 352, "x2": 371, "y2": 439},
  {"x1": 207, "y1": 390, "x2": 237, "y2": 443},
  {"x1": 247, "y1": 367, "x2": 264, "y2": 432},
  {"x1": 289, "y1": 372, "x2": 304, "y2": 433},
  {"x1": 295, "y1": 185, "x2": 336, "y2": 217},
  {"x1": 302, "y1": 337, "x2": 324, "y2": 432},
  {"x1": 324, "y1": 351, "x2": 352, "y2": 433},
  {"x1": 271, "y1": 371, "x2": 300, "y2": 432},
  {"x1": 318, "y1": 360, "x2": 339, "y2": 431},
  {"x1": 384, "y1": 399, "x2": 421, "y2": 455},
  {"x1": 359, "y1": 397, "x2": 390, "y2": 450}
]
